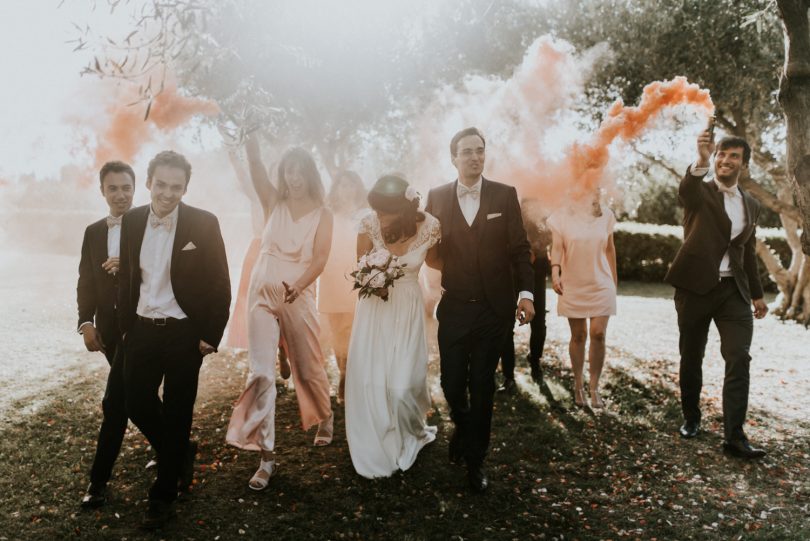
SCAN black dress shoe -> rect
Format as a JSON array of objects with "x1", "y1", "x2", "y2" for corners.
[
  {"x1": 140, "y1": 500, "x2": 176, "y2": 530},
  {"x1": 723, "y1": 439, "x2": 767, "y2": 459},
  {"x1": 679, "y1": 420, "x2": 700, "y2": 439},
  {"x1": 448, "y1": 430, "x2": 463, "y2": 465},
  {"x1": 80, "y1": 483, "x2": 107, "y2": 509},
  {"x1": 178, "y1": 440, "x2": 198, "y2": 493},
  {"x1": 529, "y1": 359, "x2": 542, "y2": 384},
  {"x1": 497, "y1": 378, "x2": 517, "y2": 394},
  {"x1": 467, "y1": 464, "x2": 489, "y2": 493}
]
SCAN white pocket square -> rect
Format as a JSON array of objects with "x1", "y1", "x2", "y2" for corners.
[
  {"x1": 181, "y1": 241, "x2": 197, "y2": 251},
  {"x1": 487, "y1": 213, "x2": 502, "y2": 220}
]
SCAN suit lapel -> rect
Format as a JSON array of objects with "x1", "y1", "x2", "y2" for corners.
[
  {"x1": 709, "y1": 182, "x2": 732, "y2": 238},
  {"x1": 94, "y1": 220, "x2": 109, "y2": 260},
  {"x1": 477, "y1": 177, "x2": 493, "y2": 243},
  {"x1": 131, "y1": 205, "x2": 150, "y2": 266},
  {"x1": 737, "y1": 188, "x2": 756, "y2": 241},
  {"x1": 440, "y1": 182, "x2": 457, "y2": 242},
  {"x1": 172, "y1": 202, "x2": 191, "y2": 272}
]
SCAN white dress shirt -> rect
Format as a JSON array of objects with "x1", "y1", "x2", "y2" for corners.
[
  {"x1": 107, "y1": 221, "x2": 121, "y2": 259},
  {"x1": 137, "y1": 205, "x2": 188, "y2": 319},
  {"x1": 691, "y1": 164, "x2": 747, "y2": 276},
  {"x1": 456, "y1": 176, "x2": 534, "y2": 303}
]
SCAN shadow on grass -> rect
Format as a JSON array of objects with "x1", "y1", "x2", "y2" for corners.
[{"x1": 0, "y1": 346, "x2": 808, "y2": 540}]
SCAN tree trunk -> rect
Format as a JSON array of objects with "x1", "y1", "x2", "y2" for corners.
[{"x1": 776, "y1": 0, "x2": 810, "y2": 255}]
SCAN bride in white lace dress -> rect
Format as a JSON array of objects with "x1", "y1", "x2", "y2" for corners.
[{"x1": 345, "y1": 175, "x2": 442, "y2": 479}]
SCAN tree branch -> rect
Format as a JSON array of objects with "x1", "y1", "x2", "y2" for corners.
[{"x1": 629, "y1": 144, "x2": 682, "y2": 181}]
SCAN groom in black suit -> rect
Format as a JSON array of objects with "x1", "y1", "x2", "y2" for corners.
[
  {"x1": 426, "y1": 127, "x2": 535, "y2": 492},
  {"x1": 665, "y1": 130, "x2": 768, "y2": 459},
  {"x1": 77, "y1": 161, "x2": 138, "y2": 508},
  {"x1": 119, "y1": 150, "x2": 230, "y2": 528}
]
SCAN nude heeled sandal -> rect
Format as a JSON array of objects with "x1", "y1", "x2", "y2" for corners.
[{"x1": 248, "y1": 459, "x2": 278, "y2": 491}]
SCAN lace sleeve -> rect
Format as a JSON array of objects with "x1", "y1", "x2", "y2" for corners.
[
  {"x1": 357, "y1": 210, "x2": 383, "y2": 249},
  {"x1": 426, "y1": 213, "x2": 441, "y2": 249},
  {"x1": 357, "y1": 210, "x2": 373, "y2": 235}
]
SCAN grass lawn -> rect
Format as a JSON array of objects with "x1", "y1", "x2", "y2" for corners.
[{"x1": 1, "y1": 329, "x2": 808, "y2": 541}]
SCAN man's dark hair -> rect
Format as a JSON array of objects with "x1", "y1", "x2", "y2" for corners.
[
  {"x1": 99, "y1": 161, "x2": 135, "y2": 189},
  {"x1": 450, "y1": 127, "x2": 486, "y2": 158},
  {"x1": 716, "y1": 136, "x2": 751, "y2": 166},
  {"x1": 147, "y1": 150, "x2": 192, "y2": 185}
]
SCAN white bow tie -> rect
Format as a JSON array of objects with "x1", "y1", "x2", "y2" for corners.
[
  {"x1": 106, "y1": 216, "x2": 122, "y2": 228},
  {"x1": 716, "y1": 182, "x2": 738, "y2": 196},
  {"x1": 457, "y1": 184, "x2": 480, "y2": 200},
  {"x1": 149, "y1": 214, "x2": 173, "y2": 231}
]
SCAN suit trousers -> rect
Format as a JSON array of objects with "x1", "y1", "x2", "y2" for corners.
[
  {"x1": 124, "y1": 318, "x2": 202, "y2": 502},
  {"x1": 88, "y1": 332, "x2": 128, "y2": 486},
  {"x1": 499, "y1": 256, "x2": 548, "y2": 379},
  {"x1": 437, "y1": 296, "x2": 512, "y2": 467},
  {"x1": 675, "y1": 278, "x2": 753, "y2": 442}
]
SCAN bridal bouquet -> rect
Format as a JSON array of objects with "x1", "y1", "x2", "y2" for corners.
[{"x1": 351, "y1": 248, "x2": 406, "y2": 301}]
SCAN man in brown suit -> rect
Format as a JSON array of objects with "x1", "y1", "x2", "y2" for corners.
[{"x1": 665, "y1": 129, "x2": 769, "y2": 459}]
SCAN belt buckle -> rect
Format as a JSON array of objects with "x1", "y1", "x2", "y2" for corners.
[{"x1": 155, "y1": 317, "x2": 167, "y2": 327}]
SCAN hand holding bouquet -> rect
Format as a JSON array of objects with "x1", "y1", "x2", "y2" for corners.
[{"x1": 351, "y1": 248, "x2": 406, "y2": 301}]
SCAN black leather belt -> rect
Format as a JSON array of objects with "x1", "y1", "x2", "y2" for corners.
[
  {"x1": 137, "y1": 315, "x2": 185, "y2": 326},
  {"x1": 442, "y1": 291, "x2": 482, "y2": 303},
  {"x1": 719, "y1": 276, "x2": 735, "y2": 282}
]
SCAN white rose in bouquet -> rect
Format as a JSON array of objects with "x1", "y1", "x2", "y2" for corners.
[
  {"x1": 367, "y1": 249, "x2": 391, "y2": 268},
  {"x1": 358, "y1": 254, "x2": 369, "y2": 268},
  {"x1": 369, "y1": 271, "x2": 387, "y2": 289}
]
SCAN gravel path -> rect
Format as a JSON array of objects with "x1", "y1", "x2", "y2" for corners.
[{"x1": 541, "y1": 289, "x2": 809, "y2": 425}]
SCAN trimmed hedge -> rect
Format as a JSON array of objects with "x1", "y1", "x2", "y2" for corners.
[{"x1": 614, "y1": 222, "x2": 790, "y2": 293}]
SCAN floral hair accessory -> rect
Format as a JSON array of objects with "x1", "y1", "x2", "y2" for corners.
[{"x1": 404, "y1": 186, "x2": 418, "y2": 202}]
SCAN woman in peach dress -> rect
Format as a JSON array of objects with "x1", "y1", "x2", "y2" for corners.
[
  {"x1": 226, "y1": 135, "x2": 334, "y2": 491},
  {"x1": 319, "y1": 170, "x2": 367, "y2": 403},
  {"x1": 548, "y1": 195, "x2": 617, "y2": 409}
]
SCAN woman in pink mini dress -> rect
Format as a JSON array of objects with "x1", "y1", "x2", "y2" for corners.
[{"x1": 547, "y1": 196, "x2": 617, "y2": 408}]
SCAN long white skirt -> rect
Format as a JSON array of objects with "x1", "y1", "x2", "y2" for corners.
[{"x1": 344, "y1": 277, "x2": 436, "y2": 478}]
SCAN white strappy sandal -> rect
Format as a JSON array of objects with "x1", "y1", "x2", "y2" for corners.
[
  {"x1": 248, "y1": 459, "x2": 278, "y2": 491},
  {"x1": 313, "y1": 412, "x2": 334, "y2": 447}
]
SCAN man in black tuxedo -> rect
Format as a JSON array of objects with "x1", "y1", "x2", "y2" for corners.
[
  {"x1": 119, "y1": 150, "x2": 230, "y2": 528},
  {"x1": 426, "y1": 127, "x2": 535, "y2": 492},
  {"x1": 77, "y1": 161, "x2": 137, "y2": 508},
  {"x1": 665, "y1": 130, "x2": 769, "y2": 459}
]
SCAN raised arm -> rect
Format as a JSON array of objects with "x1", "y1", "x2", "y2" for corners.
[
  {"x1": 679, "y1": 128, "x2": 714, "y2": 210},
  {"x1": 244, "y1": 134, "x2": 278, "y2": 221}
]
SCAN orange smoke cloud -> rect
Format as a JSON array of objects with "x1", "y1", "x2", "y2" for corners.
[
  {"x1": 94, "y1": 85, "x2": 219, "y2": 167},
  {"x1": 408, "y1": 36, "x2": 714, "y2": 218},
  {"x1": 532, "y1": 76, "x2": 713, "y2": 204}
]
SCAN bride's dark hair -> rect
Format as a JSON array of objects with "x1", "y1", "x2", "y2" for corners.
[{"x1": 367, "y1": 174, "x2": 424, "y2": 244}]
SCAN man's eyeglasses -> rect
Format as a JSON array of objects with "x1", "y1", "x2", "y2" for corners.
[{"x1": 458, "y1": 148, "x2": 485, "y2": 158}]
